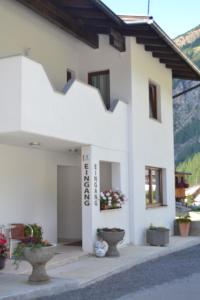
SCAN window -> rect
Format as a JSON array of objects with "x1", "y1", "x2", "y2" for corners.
[
  {"x1": 145, "y1": 167, "x2": 163, "y2": 208},
  {"x1": 88, "y1": 70, "x2": 110, "y2": 109},
  {"x1": 67, "y1": 69, "x2": 75, "y2": 82},
  {"x1": 149, "y1": 82, "x2": 160, "y2": 120}
]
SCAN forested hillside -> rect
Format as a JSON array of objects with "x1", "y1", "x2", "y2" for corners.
[
  {"x1": 177, "y1": 152, "x2": 200, "y2": 186},
  {"x1": 174, "y1": 26, "x2": 200, "y2": 164}
]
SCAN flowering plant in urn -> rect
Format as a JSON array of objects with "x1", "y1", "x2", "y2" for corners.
[
  {"x1": 0, "y1": 234, "x2": 8, "y2": 258},
  {"x1": 100, "y1": 189, "x2": 127, "y2": 210},
  {"x1": 0, "y1": 233, "x2": 8, "y2": 270}
]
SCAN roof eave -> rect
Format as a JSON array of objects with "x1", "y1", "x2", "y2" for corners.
[
  {"x1": 150, "y1": 21, "x2": 200, "y2": 79},
  {"x1": 123, "y1": 19, "x2": 200, "y2": 81}
]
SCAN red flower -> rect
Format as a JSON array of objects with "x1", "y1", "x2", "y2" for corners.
[{"x1": 0, "y1": 234, "x2": 7, "y2": 245}]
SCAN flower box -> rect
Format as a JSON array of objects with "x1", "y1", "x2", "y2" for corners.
[{"x1": 100, "y1": 189, "x2": 127, "y2": 211}]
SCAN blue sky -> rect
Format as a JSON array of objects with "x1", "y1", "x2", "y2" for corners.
[{"x1": 102, "y1": 0, "x2": 200, "y2": 38}]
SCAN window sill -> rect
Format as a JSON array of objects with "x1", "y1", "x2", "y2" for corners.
[
  {"x1": 146, "y1": 204, "x2": 168, "y2": 209},
  {"x1": 100, "y1": 207, "x2": 122, "y2": 212}
]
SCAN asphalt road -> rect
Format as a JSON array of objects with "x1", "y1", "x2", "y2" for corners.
[{"x1": 41, "y1": 244, "x2": 200, "y2": 300}]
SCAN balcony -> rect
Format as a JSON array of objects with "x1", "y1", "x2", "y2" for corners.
[{"x1": 0, "y1": 55, "x2": 128, "y2": 152}]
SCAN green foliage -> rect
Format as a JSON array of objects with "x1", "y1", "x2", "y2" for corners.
[
  {"x1": 149, "y1": 224, "x2": 169, "y2": 231},
  {"x1": 24, "y1": 224, "x2": 43, "y2": 243},
  {"x1": 186, "y1": 195, "x2": 194, "y2": 206},
  {"x1": 12, "y1": 243, "x2": 25, "y2": 269},
  {"x1": 177, "y1": 152, "x2": 200, "y2": 185},
  {"x1": 191, "y1": 206, "x2": 200, "y2": 211},
  {"x1": 176, "y1": 215, "x2": 191, "y2": 224}
]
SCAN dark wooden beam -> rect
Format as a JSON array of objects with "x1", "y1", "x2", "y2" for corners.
[
  {"x1": 172, "y1": 70, "x2": 197, "y2": 76},
  {"x1": 121, "y1": 24, "x2": 150, "y2": 32},
  {"x1": 69, "y1": 12, "x2": 108, "y2": 20},
  {"x1": 16, "y1": 0, "x2": 99, "y2": 49},
  {"x1": 159, "y1": 58, "x2": 182, "y2": 64},
  {"x1": 135, "y1": 34, "x2": 159, "y2": 39},
  {"x1": 136, "y1": 37, "x2": 165, "y2": 46},
  {"x1": 79, "y1": 18, "x2": 114, "y2": 27},
  {"x1": 145, "y1": 45, "x2": 174, "y2": 53},
  {"x1": 58, "y1": 0, "x2": 94, "y2": 10},
  {"x1": 172, "y1": 72, "x2": 199, "y2": 80},
  {"x1": 109, "y1": 28, "x2": 126, "y2": 52},
  {"x1": 153, "y1": 52, "x2": 181, "y2": 60},
  {"x1": 166, "y1": 63, "x2": 188, "y2": 69},
  {"x1": 121, "y1": 29, "x2": 154, "y2": 37}
]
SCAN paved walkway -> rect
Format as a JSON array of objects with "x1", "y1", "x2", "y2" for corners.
[
  {"x1": 0, "y1": 237, "x2": 200, "y2": 300},
  {"x1": 50, "y1": 243, "x2": 200, "y2": 300}
]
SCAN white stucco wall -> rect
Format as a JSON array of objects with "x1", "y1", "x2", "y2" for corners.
[
  {"x1": 57, "y1": 166, "x2": 82, "y2": 241},
  {"x1": 0, "y1": 0, "x2": 132, "y2": 103},
  {"x1": 0, "y1": 144, "x2": 80, "y2": 243},
  {"x1": 129, "y1": 38, "x2": 176, "y2": 245},
  {"x1": 82, "y1": 146, "x2": 129, "y2": 253},
  {"x1": 0, "y1": 0, "x2": 80, "y2": 91},
  {"x1": 78, "y1": 35, "x2": 132, "y2": 103}
]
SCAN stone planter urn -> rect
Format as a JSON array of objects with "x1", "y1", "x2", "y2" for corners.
[
  {"x1": 0, "y1": 257, "x2": 6, "y2": 270},
  {"x1": 98, "y1": 228, "x2": 125, "y2": 257},
  {"x1": 146, "y1": 227, "x2": 169, "y2": 246},
  {"x1": 23, "y1": 244, "x2": 56, "y2": 283}
]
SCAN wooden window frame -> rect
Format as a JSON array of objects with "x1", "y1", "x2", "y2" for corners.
[
  {"x1": 145, "y1": 166, "x2": 163, "y2": 208},
  {"x1": 88, "y1": 70, "x2": 110, "y2": 109},
  {"x1": 149, "y1": 82, "x2": 158, "y2": 120},
  {"x1": 88, "y1": 70, "x2": 110, "y2": 83}
]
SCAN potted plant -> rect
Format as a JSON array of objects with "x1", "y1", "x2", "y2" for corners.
[
  {"x1": 13, "y1": 224, "x2": 56, "y2": 283},
  {"x1": 146, "y1": 224, "x2": 170, "y2": 246},
  {"x1": 176, "y1": 215, "x2": 191, "y2": 237},
  {"x1": 97, "y1": 228, "x2": 125, "y2": 257},
  {"x1": 0, "y1": 233, "x2": 8, "y2": 270},
  {"x1": 100, "y1": 190, "x2": 127, "y2": 211}
]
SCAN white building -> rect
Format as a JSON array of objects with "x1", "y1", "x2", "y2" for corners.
[{"x1": 0, "y1": 0, "x2": 199, "y2": 253}]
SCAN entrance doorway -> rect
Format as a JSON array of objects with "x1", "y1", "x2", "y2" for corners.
[{"x1": 57, "y1": 165, "x2": 82, "y2": 245}]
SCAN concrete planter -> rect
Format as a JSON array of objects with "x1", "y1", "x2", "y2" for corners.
[
  {"x1": 99, "y1": 229, "x2": 125, "y2": 257},
  {"x1": 146, "y1": 228, "x2": 169, "y2": 246},
  {"x1": 23, "y1": 244, "x2": 56, "y2": 283}
]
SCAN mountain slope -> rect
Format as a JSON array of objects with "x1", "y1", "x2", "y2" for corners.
[
  {"x1": 173, "y1": 26, "x2": 200, "y2": 164},
  {"x1": 177, "y1": 152, "x2": 200, "y2": 186}
]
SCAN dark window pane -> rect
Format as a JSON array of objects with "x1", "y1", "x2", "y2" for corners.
[
  {"x1": 151, "y1": 169, "x2": 161, "y2": 205},
  {"x1": 145, "y1": 167, "x2": 163, "y2": 207},
  {"x1": 145, "y1": 169, "x2": 151, "y2": 206},
  {"x1": 67, "y1": 70, "x2": 72, "y2": 82},
  {"x1": 88, "y1": 70, "x2": 110, "y2": 109},
  {"x1": 149, "y1": 84, "x2": 158, "y2": 119}
]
